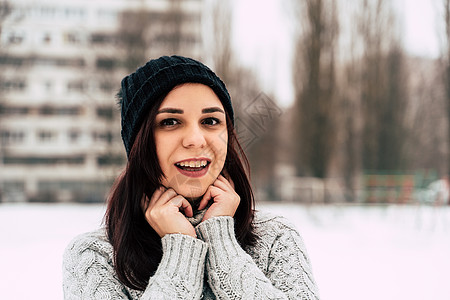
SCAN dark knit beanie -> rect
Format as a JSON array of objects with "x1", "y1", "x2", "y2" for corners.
[{"x1": 119, "y1": 55, "x2": 233, "y2": 157}]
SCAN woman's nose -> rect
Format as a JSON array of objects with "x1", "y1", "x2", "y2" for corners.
[{"x1": 182, "y1": 125, "x2": 206, "y2": 148}]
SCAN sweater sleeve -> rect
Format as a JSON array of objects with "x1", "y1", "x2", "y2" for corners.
[
  {"x1": 195, "y1": 216, "x2": 320, "y2": 300},
  {"x1": 62, "y1": 231, "x2": 208, "y2": 300},
  {"x1": 142, "y1": 234, "x2": 208, "y2": 299}
]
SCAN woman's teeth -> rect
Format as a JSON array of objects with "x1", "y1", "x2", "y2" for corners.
[{"x1": 176, "y1": 160, "x2": 208, "y2": 168}]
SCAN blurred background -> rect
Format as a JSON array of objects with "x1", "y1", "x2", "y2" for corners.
[{"x1": 0, "y1": 0, "x2": 449, "y2": 299}]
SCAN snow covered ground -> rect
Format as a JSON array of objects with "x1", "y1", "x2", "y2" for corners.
[{"x1": 1, "y1": 202, "x2": 449, "y2": 299}]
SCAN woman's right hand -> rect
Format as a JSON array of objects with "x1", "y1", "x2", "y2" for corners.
[{"x1": 142, "y1": 187, "x2": 196, "y2": 238}]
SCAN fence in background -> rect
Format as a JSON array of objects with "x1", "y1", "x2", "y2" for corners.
[{"x1": 278, "y1": 169, "x2": 448, "y2": 205}]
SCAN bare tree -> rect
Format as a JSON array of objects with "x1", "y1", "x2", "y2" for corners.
[
  {"x1": 356, "y1": 0, "x2": 408, "y2": 171},
  {"x1": 118, "y1": 9, "x2": 151, "y2": 72},
  {"x1": 338, "y1": 60, "x2": 363, "y2": 201},
  {"x1": 118, "y1": 0, "x2": 187, "y2": 72},
  {"x1": 164, "y1": 0, "x2": 184, "y2": 54},
  {"x1": 206, "y1": 0, "x2": 280, "y2": 200},
  {"x1": 443, "y1": 0, "x2": 450, "y2": 176},
  {"x1": 292, "y1": 0, "x2": 339, "y2": 178},
  {"x1": 405, "y1": 56, "x2": 447, "y2": 175},
  {"x1": 205, "y1": 0, "x2": 261, "y2": 125},
  {"x1": 208, "y1": 0, "x2": 234, "y2": 85}
]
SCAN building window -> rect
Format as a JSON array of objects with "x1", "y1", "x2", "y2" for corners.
[
  {"x1": 96, "y1": 58, "x2": 116, "y2": 70},
  {"x1": 40, "y1": 6, "x2": 56, "y2": 18},
  {"x1": 36, "y1": 179, "x2": 109, "y2": 202},
  {"x1": 4, "y1": 155, "x2": 85, "y2": 165},
  {"x1": 0, "y1": 106, "x2": 29, "y2": 115},
  {"x1": 96, "y1": 107, "x2": 114, "y2": 119},
  {"x1": 92, "y1": 131, "x2": 113, "y2": 144},
  {"x1": 68, "y1": 130, "x2": 80, "y2": 143},
  {"x1": 67, "y1": 80, "x2": 85, "y2": 93},
  {"x1": 38, "y1": 130, "x2": 56, "y2": 142},
  {"x1": 56, "y1": 107, "x2": 81, "y2": 115},
  {"x1": 0, "y1": 2, "x2": 12, "y2": 20},
  {"x1": 0, "y1": 130, "x2": 25, "y2": 145},
  {"x1": 39, "y1": 105, "x2": 81, "y2": 116},
  {"x1": 97, "y1": 154, "x2": 125, "y2": 166},
  {"x1": 0, "y1": 180, "x2": 26, "y2": 202},
  {"x1": 39, "y1": 106, "x2": 53, "y2": 115},
  {"x1": 7, "y1": 32, "x2": 24, "y2": 45},
  {"x1": 38, "y1": 180, "x2": 109, "y2": 192},
  {"x1": 33, "y1": 57, "x2": 85, "y2": 67},
  {"x1": 65, "y1": 32, "x2": 82, "y2": 45},
  {"x1": 90, "y1": 33, "x2": 116, "y2": 45},
  {"x1": 63, "y1": 7, "x2": 86, "y2": 20},
  {"x1": 40, "y1": 106, "x2": 81, "y2": 116},
  {"x1": 0, "y1": 55, "x2": 25, "y2": 66},
  {"x1": 99, "y1": 81, "x2": 114, "y2": 93},
  {"x1": 0, "y1": 79, "x2": 27, "y2": 91},
  {"x1": 1, "y1": 180, "x2": 25, "y2": 192},
  {"x1": 42, "y1": 32, "x2": 52, "y2": 44}
]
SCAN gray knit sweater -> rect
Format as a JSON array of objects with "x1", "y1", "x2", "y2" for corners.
[{"x1": 62, "y1": 211, "x2": 320, "y2": 299}]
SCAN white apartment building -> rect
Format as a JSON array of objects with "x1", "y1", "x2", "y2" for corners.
[{"x1": 0, "y1": 0, "x2": 203, "y2": 202}]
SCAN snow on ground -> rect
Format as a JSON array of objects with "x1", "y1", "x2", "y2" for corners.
[
  {"x1": 260, "y1": 203, "x2": 450, "y2": 300},
  {"x1": 1, "y1": 202, "x2": 449, "y2": 300}
]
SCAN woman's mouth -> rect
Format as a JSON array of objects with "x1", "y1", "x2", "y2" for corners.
[{"x1": 174, "y1": 159, "x2": 211, "y2": 178}]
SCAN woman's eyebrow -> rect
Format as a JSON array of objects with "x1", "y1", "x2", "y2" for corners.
[
  {"x1": 202, "y1": 107, "x2": 225, "y2": 114},
  {"x1": 157, "y1": 108, "x2": 183, "y2": 114}
]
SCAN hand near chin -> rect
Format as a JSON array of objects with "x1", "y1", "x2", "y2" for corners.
[
  {"x1": 142, "y1": 187, "x2": 196, "y2": 238},
  {"x1": 198, "y1": 175, "x2": 240, "y2": 222}
]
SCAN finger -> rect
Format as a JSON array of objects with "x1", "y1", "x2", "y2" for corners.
[
  {"x1": 217, "y1": 174, "x2": 231, "y2": 185},
  {"x1": 149, "y1": 186, "x2": 166, "y2": 203},
  {"x1": 171, "y1": 197, "x2": 182, "y2": 206},
  {"x1": 148, "y1": 188, "x2": 177, "y2": 210},
  {"x1": 170, "y1": 195, "x2": 194, "y2": 217},
  {"x1": 213, "y1": 178, "x2": 230, "y2": 191},
  {"x1": 215, "y1": 175, "x2": 234, "y2": 191},
  {"x1": 180, "y1": 197, "x2": 194, "y2": 217},
  {"x1": 157, "y1": 188, "x2": 178, "y2": 204}
]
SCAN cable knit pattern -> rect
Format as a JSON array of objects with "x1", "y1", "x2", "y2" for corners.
[
  {"x1": 62, "y1": 211, "x2": 320, "y2": 299},
  {"x1": 250, "y1": 213, "x2": 320, "y2": 299}
]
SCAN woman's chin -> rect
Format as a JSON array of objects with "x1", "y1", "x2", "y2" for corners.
[{"x1": 175, "y1": 187, "x2": 206, "y2": 203}]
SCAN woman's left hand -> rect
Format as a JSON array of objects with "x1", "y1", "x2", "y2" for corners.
[{"x1": 198, "y1": 174, "x2": 240, "y2": 222}]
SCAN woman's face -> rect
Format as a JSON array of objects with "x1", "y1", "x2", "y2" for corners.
[{"x1": 154, "y1": 83, "x2": 228, "y2": 201}]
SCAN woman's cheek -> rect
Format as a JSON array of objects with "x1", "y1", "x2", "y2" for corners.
[
  {"x1": 171, "y1": 180, "x2": 208, "y2": 200},
  {"x1": 212, "y1": 141, "x2": 227, "y2": 175}
]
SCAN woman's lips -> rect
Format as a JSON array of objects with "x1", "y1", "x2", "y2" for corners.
[{"x1": 174, "y1": 159, "x2": 211, "y2": 178}]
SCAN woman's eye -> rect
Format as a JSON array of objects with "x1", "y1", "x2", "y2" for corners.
[
  {"x1": 202, "y1": 117, "x2": 220, "y2": 126},
  {"x1": 159, "y1": 118, "x2": 179, "y2": 127}
]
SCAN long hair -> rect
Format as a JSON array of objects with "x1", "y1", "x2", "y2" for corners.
[{"x1": 105, "y1": 90, "x2": 257, "y2": 291}]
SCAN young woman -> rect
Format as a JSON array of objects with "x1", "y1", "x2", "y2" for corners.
[{"x1": 63, "y1": 55, "x2": 320, "y2": 299}]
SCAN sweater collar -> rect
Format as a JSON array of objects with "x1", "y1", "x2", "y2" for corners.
[{"x1": 185, "y1": 202, "x2": 212, "y2": 227}]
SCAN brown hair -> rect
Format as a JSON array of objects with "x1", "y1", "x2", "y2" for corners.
[{"x1": 105, "y1": 92, "x2": 257, "y2": 291}]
